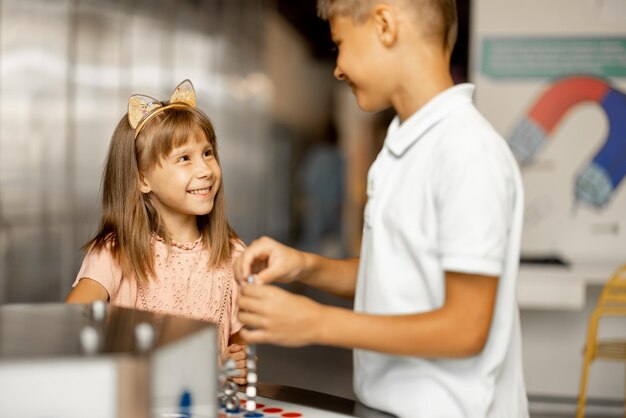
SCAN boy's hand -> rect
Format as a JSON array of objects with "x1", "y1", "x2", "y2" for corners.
[
  {"x1": 238, "y1": 284, "x2": 323, "y2": 346},
  {"x1": 234, "y1": 236, "x2": 307, "y2": 285},
  {"x1": 222, "y1": 344, "x2": 247, "y2": 385}
]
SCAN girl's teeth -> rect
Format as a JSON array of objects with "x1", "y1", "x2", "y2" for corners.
[{"x1": 189, "y1": 188, "x2": 210, "y2": 194}]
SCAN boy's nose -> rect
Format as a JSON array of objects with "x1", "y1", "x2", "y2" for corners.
[{"x1": 334, "y1": 65, "x2": 346, "y2": 81}]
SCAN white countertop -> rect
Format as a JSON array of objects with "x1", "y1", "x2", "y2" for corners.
[{"x1": 516, "y1": 261, "x2": 618, "y2": 310}]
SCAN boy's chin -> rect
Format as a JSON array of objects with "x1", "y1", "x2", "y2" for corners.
[
  {"x1": 353, "y1": 90, "x2": 390, "y2": 113},
  {"x1": 355, "y1": 96, "x2": 390, "y2": 113}
]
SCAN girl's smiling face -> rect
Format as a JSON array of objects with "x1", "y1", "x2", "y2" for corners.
[{"x1": 139, "y1": 127, "x2": 222, "y2": 227}]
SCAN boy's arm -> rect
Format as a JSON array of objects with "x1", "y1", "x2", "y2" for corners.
[
  {"x1": 65, "y1": 278, "x2": 109, "y2": 303},
  {"x1": 234, "y1": 236, "x2": 359, "y2": 299},
  {"x1": 238, "y1": 271, "x2": 497, "y2": 357},
  {"x1": 300, "y1": 253, "x2": 360, "y2": 299}
]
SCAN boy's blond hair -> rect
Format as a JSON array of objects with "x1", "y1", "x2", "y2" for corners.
[{"x1": 317, "y1": 0, "x2": 457, "y2": 52}]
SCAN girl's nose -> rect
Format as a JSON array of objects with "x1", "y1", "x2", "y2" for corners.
[{"x1": 195, "y1": 159, "x2": 215, "y2": 179}]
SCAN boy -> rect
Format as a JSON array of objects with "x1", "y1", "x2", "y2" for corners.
[{"x1": 235, "y1": 1, "x2": 528, "y2": 417}]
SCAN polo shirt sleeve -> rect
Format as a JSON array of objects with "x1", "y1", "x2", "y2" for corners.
[
  {"x1": 434, "y1": 134, "x2": 515, "y2": 277},
  {"x1": 73, "y1": 246, "x2": 123, "y2": 300}
]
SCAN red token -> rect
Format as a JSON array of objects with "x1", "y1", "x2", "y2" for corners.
[
  {"x1": 282, "y1": 413, "x2": 303, "y2": 417},
  {"x1": 257, "y1": 403, "x2": 265, "y2": 408},
  {"x1": 263, "y1": 408, "x2": 283, "y2": 413}
]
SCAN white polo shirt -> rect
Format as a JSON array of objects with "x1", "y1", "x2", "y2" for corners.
[{"x1": 353, "y1": 84, "x2": 528, "y2": 418}]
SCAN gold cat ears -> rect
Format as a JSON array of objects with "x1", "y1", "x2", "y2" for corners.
[{"x1": 128, "y1": 79, "x2": 197, "y2": 138}]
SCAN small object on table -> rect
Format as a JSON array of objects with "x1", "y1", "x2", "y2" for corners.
[
  {"x1": 223, "y1": 381, "x2": 240, "y2": 413},
  {"x1": 245, "y1": 274, "x2": 258, "y2": 412},
  {"x1": 218, "y1": 360, "x2": 242, "y2": 412}
]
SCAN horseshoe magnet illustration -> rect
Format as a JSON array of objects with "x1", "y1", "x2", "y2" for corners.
[{"x1": 508, "y1": 76, "x2": 626, "y2": 208}]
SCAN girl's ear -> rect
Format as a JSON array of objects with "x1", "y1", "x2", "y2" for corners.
[{"x1": 138, "y1": 174, "x2": 152, "y2": 194}]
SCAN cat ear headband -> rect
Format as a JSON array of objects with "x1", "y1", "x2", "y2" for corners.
[{"x1": 128, "y1": 79, "x2": 197, "y2": 138}]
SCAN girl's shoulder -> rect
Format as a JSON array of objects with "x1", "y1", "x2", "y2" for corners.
[
  {"x1": 230, "y1": 238, "x2": 246, "y2": 260},
  {"x1": 85, "y1": 235, "x2": 117, "y2": 256}
]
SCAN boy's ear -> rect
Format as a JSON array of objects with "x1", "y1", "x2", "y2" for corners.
[{"x1": 372, "y1": 5, "x2": 398, "y2": 47}]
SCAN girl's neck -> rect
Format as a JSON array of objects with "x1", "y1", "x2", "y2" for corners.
[
  {"x1": 169, "y1": 230, "x2": 201, "y2": 244},
  {"x1": 162, "y1": 216, "x2": 201, "y2": 243}
]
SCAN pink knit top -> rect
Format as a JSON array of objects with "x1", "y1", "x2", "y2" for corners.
[{"x1": 74, "y1": 236, "x2": 245, "y2": 351}]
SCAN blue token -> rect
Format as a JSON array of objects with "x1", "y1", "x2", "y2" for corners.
[{"x1": 178, "y1": 389, "x2": 192, "y2": 418}]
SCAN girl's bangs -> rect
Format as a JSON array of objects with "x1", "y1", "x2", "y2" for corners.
[{"x1": 139, "y1": 108, "x2": 215, "y2": 167}]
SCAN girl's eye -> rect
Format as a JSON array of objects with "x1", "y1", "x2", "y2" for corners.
[
  {"x1": 177, "y1": 155, "x2": 190, "y2": 162},
  {"x1": 204, "y1": 149, "x2": 214, "y2": 157}
]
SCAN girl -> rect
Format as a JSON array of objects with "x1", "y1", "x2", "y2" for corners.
[{"x1": 66, "y1": 80, "x2": 246, "y2": 382}]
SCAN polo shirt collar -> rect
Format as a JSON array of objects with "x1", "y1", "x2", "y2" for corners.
[{"x1": 385, "y1": 83, "x2": 475, "y2": 157}]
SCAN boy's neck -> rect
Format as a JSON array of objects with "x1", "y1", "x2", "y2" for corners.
[
  {"x1": 392, "y1": 66, "x2": 455, "y2": 123},
  {"x1": 386, "y1": 35, "x2": 455, "y2": 123}
]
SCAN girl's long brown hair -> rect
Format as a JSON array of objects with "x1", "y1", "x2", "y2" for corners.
[{"x1": 86, "y1": 105, "x2": 237, "y2": 285}]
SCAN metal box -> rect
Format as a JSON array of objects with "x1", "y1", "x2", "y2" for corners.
[{"x1": 0, "y1": 303, "x2": 218, "y2": 418}]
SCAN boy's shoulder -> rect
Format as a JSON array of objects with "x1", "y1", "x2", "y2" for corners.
[
  {"x1": 426, "y1": 105, "x2": 519, "y2": 185},
  {"x1": 436, "y1": 104, "x2": 507, "y2": 153}
]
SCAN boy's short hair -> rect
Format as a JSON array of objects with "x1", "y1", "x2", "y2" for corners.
[{"x1": 317, "y1": 0, "x2": 457, "y2": 52}]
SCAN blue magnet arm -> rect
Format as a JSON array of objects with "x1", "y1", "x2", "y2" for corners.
[
  {"x1": 596, "y1": 89, "x2": 626, "y2": 187},
  {"x1": 575, "y1": 88, "x2": 626, "y2": 208}
]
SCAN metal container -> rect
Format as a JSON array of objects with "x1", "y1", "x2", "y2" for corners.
[{"x1": 0, "y1": 303, "x2": 218, "y2": 418}]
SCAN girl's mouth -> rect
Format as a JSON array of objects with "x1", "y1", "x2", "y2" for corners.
[{"x1": 187, "y1": 185, "x2": 212, "y2": 195}]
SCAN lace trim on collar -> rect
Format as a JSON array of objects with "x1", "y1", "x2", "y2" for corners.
[{"x1": 153, "y1": 234, "x2": 203, "y2": 251}]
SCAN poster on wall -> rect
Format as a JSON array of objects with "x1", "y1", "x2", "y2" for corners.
[{"x1": 471, "y1": 0, "x2": 626, "y2": 268}]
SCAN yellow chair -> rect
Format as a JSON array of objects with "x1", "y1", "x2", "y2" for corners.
[{"x1": 577, "y1": 265, "x2": 626, "y2": 418}]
